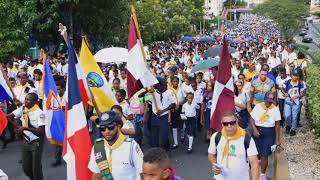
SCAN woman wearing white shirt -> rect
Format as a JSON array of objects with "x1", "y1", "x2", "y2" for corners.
[
  {"x1": 234, "y1": 80, "x2": 252, "y2": 129},
  {"x1": 250, "y1": 91, "x2": 281, "y2": 180}
]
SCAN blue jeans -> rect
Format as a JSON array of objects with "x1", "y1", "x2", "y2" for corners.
[{"x1": 284, "y1": 102, "x2": 301, "y2": 131}]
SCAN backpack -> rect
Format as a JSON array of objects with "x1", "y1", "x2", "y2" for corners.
[
  {"x1": 130, "y1": 98, "x2": 144, "y2": 115},
  {"x1": 215, "y1": 131, "x2": 251, "y2": 161}
]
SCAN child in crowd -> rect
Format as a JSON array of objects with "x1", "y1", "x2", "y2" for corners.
[
  {"x1": 143, "y1": 148, "x2": 182, "y2": 180},
  {"x1": 181, "y1": 92, "x2": 199, "y2": 153}
]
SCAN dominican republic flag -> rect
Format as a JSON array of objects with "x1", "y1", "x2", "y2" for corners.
[
  {"x1": 127, "y1": 16, "x2": 158, "y2": 99},
  {"x1": 0, "y1": 70, "x2": 13, "y2": 102},
  {"x1": 43, "y1": 59, "x2": 65, "y2": 145},
  {"x1": 76, "y1": 62, "x2": 91, "y2": 108},
  {"x1": 63, "y1": 40, "x2": 92, "y2": 180},
  {"x1": 210, "y1": 36, "x2": 235, "y2": 131}
]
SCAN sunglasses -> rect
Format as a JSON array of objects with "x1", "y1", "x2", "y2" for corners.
[
  {"x1": 99, "y1": 125, "x2": 116, "y2": 131},
  {"x1": 222, "y1": 121, "x2": 237, "y2": 126}
]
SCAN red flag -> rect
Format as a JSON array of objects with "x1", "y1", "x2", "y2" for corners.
[
  {"x1": 210, "y1": 36, "x2": 235, "y2": 131},
  {"x1": 127, "y1": 16, "x2": 158, "y2": 99},
  {"x1": 127, "y1": 16, "x2": 143, "y2": 99},
  {"x1": 0, "y1": 110, "x2": 8, "y2": 135}
]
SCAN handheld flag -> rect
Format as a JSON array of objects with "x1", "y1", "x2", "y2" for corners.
[
  {"x1": 79, "y1": 38, "x2": 117, "y2": 112},
  {"x1": 63, "y1": 40, "x2": 92, "y2": 180},
  {"x1": 127, "y1": 15, "x2": 158, "y2": 99},
  {"x1": 0, "y1": 110, "x2": 7, "y2": 135},
  {"x1": 0, "y1": 70, "x2": 13, "y2": 102},
  {"x1": 210, "y1": 36, "x2": 235, "y2": 131},
  {"x1": 42, "y1": 59, "x2": 65, "y2": 145}
]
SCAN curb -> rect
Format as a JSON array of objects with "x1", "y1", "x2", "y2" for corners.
[{"x1": 274, "y1": 140, "x2": 291, "y2": 180}]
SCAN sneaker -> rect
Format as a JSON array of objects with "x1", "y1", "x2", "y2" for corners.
[
  {"x1": 172, "y1": 144, "x2": 178, "y2": 149},
  {"x1": 260, "y1": 174, "x2": 268, "y2": 180},
  {"x1": 285, "y1": 126, "x2": 290, "y2": 134},
  {"x1": 290, "y1": 130, "x2": 296, "y2": 136},
  {"x1": 187, "y1": 148, "x2": 192, "y2": 154}
]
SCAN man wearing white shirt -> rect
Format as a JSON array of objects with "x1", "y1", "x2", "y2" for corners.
[
  {"x1": 150, "y1": 77, "x2": 176, "y2": 152},
  {"x1": 276, "y1": 68, "x2": 291, "y2": 125},
  {"x1": 208, "y1": 112, "x2": 259, "y2": 180}
]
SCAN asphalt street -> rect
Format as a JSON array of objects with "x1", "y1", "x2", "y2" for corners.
[
  {"x1": 294, "y1": 23, "x2": 320, "y2": 52},
  {"x1": 0, "y1": 130, "x2": 213, "y2": 180}
]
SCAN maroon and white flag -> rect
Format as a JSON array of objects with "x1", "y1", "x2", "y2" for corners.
[
  {"x1": 210, "y1": 36, "x2": 235, "y2": 131},
  {"x1": 127, "y1": 16, "x2": 158, "y2": 99}
]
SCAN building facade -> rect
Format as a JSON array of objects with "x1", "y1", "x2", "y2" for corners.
[{"x1": 204, "y1": 0, "x2": 224, "y2": 19}]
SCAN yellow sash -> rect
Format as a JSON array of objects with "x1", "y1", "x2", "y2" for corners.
[
  {"x1": 260, "y1": 103, "x2": 276, "y2": 124},
  {"x1": 23, "y1": 104, "x2": 40, "y2": 127},
  {"x1": 221, "y1": 126, "x2": 245, "y2": 168},
  {"x1": 104, "y1": 132, "x2": 125, "y2": 172}
]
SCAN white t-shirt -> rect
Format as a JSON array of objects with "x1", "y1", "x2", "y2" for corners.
[
  {"x1": 276, "y1": 76, "x2": 291, "y2": 99},
  {"x1": 182, "y1": 102, "x2": 199, "y2": 117},
  {"x1": 208, "y1": 132, "x2": 258, "y2": 180},
  {"x1": 151, "y1": 90, "x2": 176, "y2": 116},
  {"x1": 12, "y1": 106, "x2": 46, "y2": 141},
  {"x1": 235, "y1": 91, "x2": 250, "y2": 112},
  {"x1": 119, "y1": 101, "x2": 132, "y2": 117},
  {"x1": 293, "y1": 60, "x2": 307, "y2": 70},
  {"x1": 250, "y1": 103, "x2": 281, "y2": 127},
  {"x1": 288, "y1": 52, "x2": 297, "y2": 64},
  {"x1": 267, "y1": 57, "x2": 281, "y2": 69},
  {"x1": 88, "y1": 139, "x2": 143, "y2": 180},
  {"x1": 180, "y1": 82, "x2": 193, "y2": 98},
  {"x1": 232, "y1": 68, "x2": 241, "y2": 81}
]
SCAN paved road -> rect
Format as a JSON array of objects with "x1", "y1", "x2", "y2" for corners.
[
  {"x1": 294, "y1": 23, "x2": 320, "y2": 52},
  {"x1": 0, "y1": 131, "x2": 213, "y2": 180},
  {"x1": 0, "y1": 129, "x2": 276, "y2": 180}
]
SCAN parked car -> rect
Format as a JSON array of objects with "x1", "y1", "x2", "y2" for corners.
[
  {"x1": 302, "y1": 36, "x2": 313, "y2": 43},
  {"x1": 299, "y1": 30, "x2": 307, "y2": 36}
]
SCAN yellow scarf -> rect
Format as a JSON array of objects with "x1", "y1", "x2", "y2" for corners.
[
  {"x1": 296, "y1": 59, "x2": 304, "y2": 66},
  {"x1": 18, "y1": 83, "x2": 30, "y2": 100},
  {"x1": 260, "y1": 103, "x2": 275, "y2": 124},
  {"x1": 23, "y1": 104, "x2": 40, "y2": 127},
  {"x1": 104, "y1": 132, "x2": 125, "y2": 172},
  {"x1": 169, "y1": 86, "x2": 180, "y2": 105},
  {"x1": 221, "y1": 126, "x2": 245, "y2": 168}
]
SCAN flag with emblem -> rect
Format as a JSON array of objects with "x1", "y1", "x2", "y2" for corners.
[
  {"x1": 42, "y1": 59, "x2": 65, "y2": 145},
  {"x1": 63, "y1": 40, "x2": 92, "y2": 180},
  {"x1": 79, "y1": 38, "x2": 117, "y2": 112},
  {"x1": 127, "y1": 15, "x2": 158, "y2": 99},
  {"x1": 210, "y1": 35, "x2": 235, "y2": 131}
]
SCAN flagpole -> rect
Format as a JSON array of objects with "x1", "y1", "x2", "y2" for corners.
[
  {"x1": 130, "y1": 5, "x2": 147, "y2": 64},
  {"x1": 130, "y1": 4, "x2": 159, "y2": 112},
  {"x1": 58, "y1": 24, "x2": 101, "y2": 117}
]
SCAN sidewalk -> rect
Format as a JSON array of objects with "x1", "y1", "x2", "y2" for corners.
[{"x1": 283, "y1": 107, "x2": 320, "y2": 180}]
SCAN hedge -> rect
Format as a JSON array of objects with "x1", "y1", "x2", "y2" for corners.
[{"x1": 305, "y1": 61, "x2": 320, "y2": 144}]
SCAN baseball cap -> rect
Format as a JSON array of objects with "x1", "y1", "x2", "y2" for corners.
[
  {"x1": 98, "y1": 111, "x2": 123, "y2": 127},
  {"x1": 264, "y1": 91, "x2": 275, "y2": 102}
]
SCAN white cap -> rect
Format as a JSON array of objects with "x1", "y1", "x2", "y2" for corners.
[{"x1": 0, "y1": 169, "x2": 8, "y2": 180}]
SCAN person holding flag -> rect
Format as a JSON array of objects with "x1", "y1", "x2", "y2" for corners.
[
  {"x1": 88, "y1": 111, "x2": 143, "y2": 180},
  {"x1": 7, "y1": 93, "x2": 46, "y2": 180}
]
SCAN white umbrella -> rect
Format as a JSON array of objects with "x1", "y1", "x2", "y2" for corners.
[{"x1": 94, "y1": 47, "x2": 128, "y2": 64}]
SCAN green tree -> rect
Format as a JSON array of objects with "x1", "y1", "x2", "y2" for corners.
[
  {"x1": 0, "y1": 0, "x2": 37, "y2": 60},
  {"x1": 253, "y1": 0, "x2": 309, "y2": 41}
]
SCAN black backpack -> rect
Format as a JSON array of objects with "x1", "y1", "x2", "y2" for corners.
[{"x1": 215, "y1": 131, "x2": 251, "y2": 161}]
